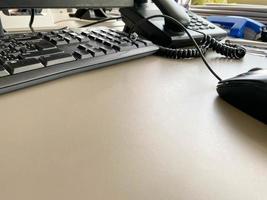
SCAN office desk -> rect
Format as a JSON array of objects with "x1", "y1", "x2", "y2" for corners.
[
  {"x1": 0, "y1": 20, "x2": 267, "y2": 200},
  {"x1": 0, "y1": 52, "x2": 267, "y2": 200}
]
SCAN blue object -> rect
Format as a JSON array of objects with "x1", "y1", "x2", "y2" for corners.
[{"x1": 207, "y1": 16, "x2": 265, "y2": 39}]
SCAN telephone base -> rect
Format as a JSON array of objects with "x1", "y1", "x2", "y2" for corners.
[{"x1": 120, "y1": 3, "x2": 227, "y2": 48}]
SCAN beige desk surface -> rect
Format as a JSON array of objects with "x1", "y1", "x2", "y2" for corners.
[{"x1": 1, "y1": 20, "x2": 267, "y2": 200}]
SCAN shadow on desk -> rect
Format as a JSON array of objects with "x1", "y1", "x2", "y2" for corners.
[{"x1": 214, "y1": 97, "x2": 267, "y2": 152}]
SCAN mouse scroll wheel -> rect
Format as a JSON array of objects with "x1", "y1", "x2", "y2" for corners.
[{"x1": 248, "y1": 68, "x2": 263, "y2": 72}]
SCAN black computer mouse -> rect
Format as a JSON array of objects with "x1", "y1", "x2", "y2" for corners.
[{"x1": 217, "y1": 68, "x2": 267, "y2": 124}]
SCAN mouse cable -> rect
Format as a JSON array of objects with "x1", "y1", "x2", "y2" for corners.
[
  {"x1": 75, "y1": 13, "x2": 222, "y2": 81},
  {"x1": 130, "y1": 14, "x2": 223, "y2": 81},
  {"x1": 80, "y1": 16, "x2": 122, "y2": 28},
  {"x1": 29, "y1": 8, "x2": 35, "y2": 32}
]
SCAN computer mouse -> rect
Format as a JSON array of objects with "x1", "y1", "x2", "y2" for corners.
[{"x1": 217, "y1": 68, "x2": 267, "y2": 124}]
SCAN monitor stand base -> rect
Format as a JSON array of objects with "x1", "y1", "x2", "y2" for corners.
[{"x1": 70, "y1": 9, "x2": 108, "y2": 20}]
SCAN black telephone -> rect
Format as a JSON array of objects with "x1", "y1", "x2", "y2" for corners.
[{"x1": 120, "y1": 0, "x2": 245, "y2": 59}]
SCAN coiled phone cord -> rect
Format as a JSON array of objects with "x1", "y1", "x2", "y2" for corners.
[
  {"x1": 131, "y1": 15, "x2": 246, "y2": 60},
  {"x1": 158, "y1": 35, "x2": 246, "y2": 59}
]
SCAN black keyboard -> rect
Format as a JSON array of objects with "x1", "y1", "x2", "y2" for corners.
[{"x1": 0, "y1": 27, "x2": 158, "y2": 94}]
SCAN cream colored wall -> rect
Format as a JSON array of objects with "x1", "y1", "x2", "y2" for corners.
[{"x1": 228, "y1": 0, "x2": 267, "y2": 4}]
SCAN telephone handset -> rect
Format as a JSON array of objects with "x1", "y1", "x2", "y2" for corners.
[
  {"x1": 152, "y1": 0, "x2": 190, "y2": 26},
  {"x1": 120, "y1": 0, "x2": 246, "y2": 59}
]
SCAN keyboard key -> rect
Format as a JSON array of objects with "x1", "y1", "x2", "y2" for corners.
[
  {"x1": 99, "y1": 47, "x2": 116, "y2": 54},
  {"x1": 50, "y1": 38, "x2": 68, "y2": 45},
  {"x1": 62, "y1": 29, "x2": 71, "y2": 34},
  {"x1": 38, "y1": 32, "x2": 46, "y2": 37},
  {"x1": 0, "y1": 57, "x2": 6, "y2": 65},
  {"x1": 122, "y1": 37, "x2": 132, "y2": 43},
  {"x1": 91, "y1": 30, "x2": 101, "y2": 35},
  {"x1": 34, "y1": 40, "x2": 56, "y2": 50},
  {"x1": 77, "y1": 44, "x2": 105, "y2": 57},
  {"x1": 73, "y1": 50, "x2": 93, "y2": 59},
  {"x1": 86, "y1": 47, "x2": 105, "y2": 57},
  {"x1": 113, "y1": 43, "x2": 137, "y2": 51},
  {"x1": 51, "y1": 30, "x2": 60, "y2": 35},
  {"x1": 58, "y1": 33, "x2": 67, "y2": 39},
  {"x1": 69, "y1": 32, "x2": 78, "y2": 37},
  {"x1": 88, "y1": 34, "x2": 98, "y2": 40},
  {"x1": 77, "y1": 44, "x2": 88, "y2": 51},
  {"x1": 20, "y1": 46, "x2": 38, "y2": 53},
  {"x1": 95, "y1": 36, "x2": 105, "y2": 43},
  {"x1": 10, "y1": 51, "x2": 21, "y2": 58},
  {"x1": 76, "y1": 35, "x2": 90, "y2": 42},
  {"x1": 40, "y1": 53, "x2": 75, "y2": 66},
  {"x1": 81, "y1": 31, "x2": 90, "y2": 36},
  {"x1": 14, "y1": 35, "x2": 40, "y2": 42},
  {"x1": 132, "y1": 41, "x2": 146, "y2": 48},
  {"x1": 0, "y1": 66, "x2": 10, "y2": 77},
  {"x1": 19, "y1": 48, "x2": 63, "y2": 59},
  {"x1": 44, "y1": 34, "x2": 57, "y2": 41},
  {"x1": 0, "y1": 54, "x2": 18, "y2": 65},
  {"x1": 4, "y1": 58, "x2": 44, "y2": 74},
  {"x1": 109, "y1": 29, "x2": 128, "y2": 37},
  {"x1": 103, "y1": 40, "x2": 116, "y2": 47},
  {"x1": 64, "y1": 36, "x2": 80, "y2": 44}
]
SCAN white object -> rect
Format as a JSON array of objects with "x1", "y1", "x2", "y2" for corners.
[{"x1": 0, "y1": 9, "x2": 59, "y2": 32}]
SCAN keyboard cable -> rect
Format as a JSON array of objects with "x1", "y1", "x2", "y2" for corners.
[{"x1": 29, "y1": 8, "x2": 35, "y2": 32}]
